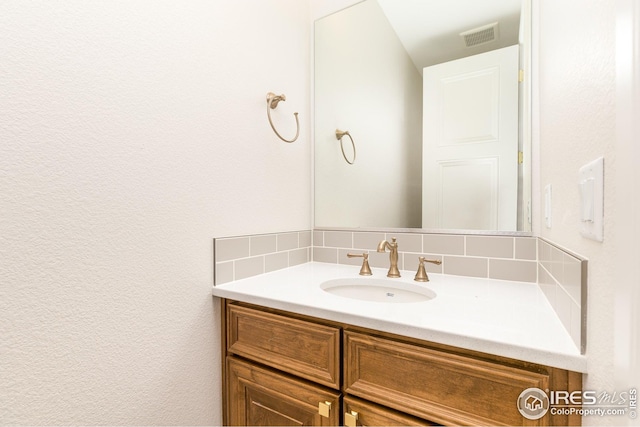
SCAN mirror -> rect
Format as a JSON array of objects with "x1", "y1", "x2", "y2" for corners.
[{"x1": 314, "y1": 0, "x2": 532, "y2": 233}]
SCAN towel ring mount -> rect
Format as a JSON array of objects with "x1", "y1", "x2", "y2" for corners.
[
  {"x1": 266, "y1": 92, "x2": 299, "y2": 143},
  {"x1": 335, "y1": 129, "x2": 356, "y2": 165}
]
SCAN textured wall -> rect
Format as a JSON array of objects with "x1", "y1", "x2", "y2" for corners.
[
  {"x1": 537, "y1": 0, "x2": 618, "y2": 424},
  {"x1": 0, "y1": 0, "x2": 310, "y2": 424},
  {"x1": 614, "y1": 0, "x2": 640, "y2": 406}
]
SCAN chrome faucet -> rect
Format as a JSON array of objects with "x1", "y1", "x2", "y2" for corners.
[{"x1": 377, "y1": 237, "x2": 400, "y2": 278}]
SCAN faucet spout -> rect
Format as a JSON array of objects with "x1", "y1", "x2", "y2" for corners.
[
  {"x1": 376, "y1": 240, "x2": 389, "y2": 252},
  {"x1": 377, "y1": 237, "x2": 400, "y2": 278}
]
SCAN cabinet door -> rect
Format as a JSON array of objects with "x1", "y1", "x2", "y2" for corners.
[
  {"x1": 344, "y1": 331, "x2": 551, "y2": 426},
  {"x1": 227, "y1": 303, "x2": 341, "y2": 389},
  {"x1": 344, "y1": 396, "x2": 437, "y2": 426},
  {"x1": 227, "y1": 357, "x2": 341, "y2": 426}
]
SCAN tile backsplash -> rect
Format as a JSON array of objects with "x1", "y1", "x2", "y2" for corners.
[
  {"x1": 537, "y1": 238, "x2": 588, "y2": 352},
  {"x1": 213, "y1": 228, "x2": 587, "y2": 354},
  {"x1": 214, "y1": 230, "x2": 311, "y2": 285},
  {"x1": 313, "y1": 230, "x2": 538, "y2": 283}
]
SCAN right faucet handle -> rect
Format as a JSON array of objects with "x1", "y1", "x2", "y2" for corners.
[
  {"x1": 347, "y1": 252, "x2": 373, "y2": 276},
  {"x1": 414, "y1": 256, "x2": 442, "y2": 282}
]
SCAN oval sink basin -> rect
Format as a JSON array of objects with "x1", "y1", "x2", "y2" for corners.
[{"x1": 320, "y1": 278, "x2": 436, "y2": 303}]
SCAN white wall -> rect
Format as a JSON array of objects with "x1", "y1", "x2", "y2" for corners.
[
  {"x1": 614, "y1": 0, "x2": 640, "y2": 418},
  {"x1": 0, "y1": 0, "x2": 310, "y2": 424},
  {"x1": 310, "y1": 0, "x2": 361, "y2": 22},
  {"x1": 314, "y1": 0, "x2": 423, "y2": 228},
  {"x1": 537, "y1": 0, "x2": 636, "y2": 425}
]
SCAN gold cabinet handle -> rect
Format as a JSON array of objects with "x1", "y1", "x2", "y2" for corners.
[
  {"x1": 344, "y1": 410, "x2": 359, "y2": 427},
  {"x1": 318, "y1": 401, "x2": 332, "y2": 418}
]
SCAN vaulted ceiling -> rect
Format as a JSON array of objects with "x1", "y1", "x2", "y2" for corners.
[{"x1": 377, "y1": 0, "x2": 522, "y2": 71}]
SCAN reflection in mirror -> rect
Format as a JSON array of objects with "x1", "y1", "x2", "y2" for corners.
[{"x1": 314, "y1": 0, "x2": 531, "y2": 233}]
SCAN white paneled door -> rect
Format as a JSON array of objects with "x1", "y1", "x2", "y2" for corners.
[{"x1": 422, "y1": 45, "x2": 519, "y2": 230}]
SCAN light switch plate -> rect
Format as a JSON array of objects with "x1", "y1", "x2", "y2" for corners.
[{"x1": 579, "y1": 157, "x2": 604, "y2": 241}]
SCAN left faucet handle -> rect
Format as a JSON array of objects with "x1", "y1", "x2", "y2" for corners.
[{"x1": 347, "y1": 252, "x2": 373, "y2": 276}]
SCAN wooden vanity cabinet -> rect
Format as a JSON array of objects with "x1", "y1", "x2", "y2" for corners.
[
  {"x1": 223, "y1": 301, "x2": 342, "y2": 426},
  {"x1": 221, "y1": 300, "x2": 582, "y2": 426},
  {"x1": 226, "y1": 302, "x2": 341, "y2": 389},
  {"x1": 227, "y1": 357, "x2": 340, "y2": 426},
  {"x1": 344, "y1": 396, "x2": 437, "y2": 426},
  {"x1": 344, "y1": 330, "x2": 568, "y2": 426}
]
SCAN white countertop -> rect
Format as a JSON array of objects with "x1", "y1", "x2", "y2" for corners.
[{"x1": 212, "y1": 262, "x2": 587, "y2": 373}]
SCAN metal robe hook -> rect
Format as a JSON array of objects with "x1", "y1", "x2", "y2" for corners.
[{"x1": 266, "y1": 92, "x2": 300, "y2": 143}]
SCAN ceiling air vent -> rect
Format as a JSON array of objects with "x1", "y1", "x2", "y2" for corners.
[{"x1": 460, "y1": 22, "x2": 499, "y2": 47}]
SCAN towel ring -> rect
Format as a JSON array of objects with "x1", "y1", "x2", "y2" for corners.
[
  {"x1": 335, "y1": 129, "x2": 356, "y2": 164},
  {"x1": 266, "y1": 92, "x2": 299, "y2": 143}
]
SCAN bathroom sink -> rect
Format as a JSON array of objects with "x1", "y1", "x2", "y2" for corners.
[{"x1": 320, "y1": 278, "x2": 436, "y2": 303}]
